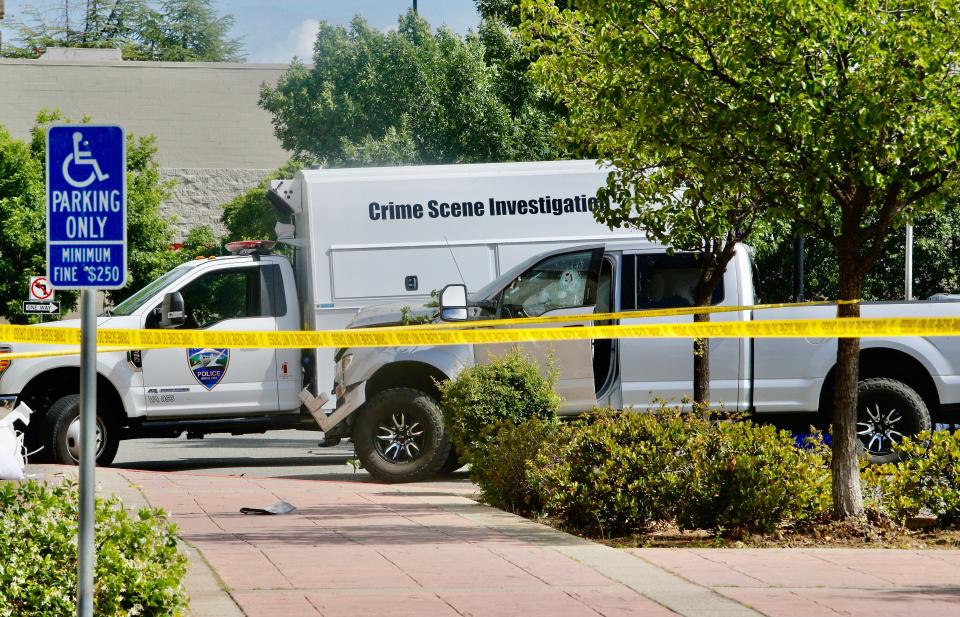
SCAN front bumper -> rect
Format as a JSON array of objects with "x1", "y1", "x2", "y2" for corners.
[{"x1": 302, "y1": 382, "x2": 366, "y2": 434}]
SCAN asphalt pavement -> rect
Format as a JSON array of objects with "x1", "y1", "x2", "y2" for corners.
[{"x1": 111, "y1": 429, "x2": 473, "y2": 488}]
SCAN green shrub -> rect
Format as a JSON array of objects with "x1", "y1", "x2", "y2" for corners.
[
  {"x1": 526, "y1": 409, "x2": 830, "y2": 538},
  {"x1": 531, "y1": 408, "x2": 703, "y2": 537},
  {"x1": 677, "y1": 421, "x2": 831, "y2": 537},
  {"x1": 863, "y1": 430, "x2": 960, "y2": 526},
  {"x1": 469, "y1": 417, "x2": 567, "y2": 515},
  {"x1": 440, "y1": 347, "x2": 562, "y2": 462},
  {"x1": 0, "y1": 480, "x2": 188, "y2": 616}
]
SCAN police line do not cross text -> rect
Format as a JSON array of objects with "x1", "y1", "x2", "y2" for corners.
[{"x1": 47, "y1": 125, "x2": 127, "y2": 290}]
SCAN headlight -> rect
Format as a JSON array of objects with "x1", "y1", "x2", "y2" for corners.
[
  {"x1": 335, "y1": 353, "x2": 353, "y2": 398},
  {"x1": 0, "y1": 346, "x2": 11, "y2": 374}
]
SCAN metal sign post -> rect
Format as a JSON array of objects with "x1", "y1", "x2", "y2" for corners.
[
  {"x1": 46, "y1": 125, "x2": 126, "y2": 617},
  {"x1": 905, "y1": 224, "x2": 914, "y2": 301},
  {"x1": 78, "y1": 289, "x2": 96, "y2": 617}
]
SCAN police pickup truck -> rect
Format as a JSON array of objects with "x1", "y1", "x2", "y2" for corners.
[
  {"x1": 333, "y1": 240, "x2": 960, "y2": 482},
  {"x1": 1, "y1": 160, "x2": 639, "y2": 465}
]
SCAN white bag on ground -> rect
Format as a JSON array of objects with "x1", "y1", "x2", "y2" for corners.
[{"x1": 0, "y1": 403, "x2": 34, "y2": 480}]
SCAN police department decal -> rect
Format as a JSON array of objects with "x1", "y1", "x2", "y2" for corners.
[{"x1": 187, "y1": 348, "x2": 230, "y2": 390}]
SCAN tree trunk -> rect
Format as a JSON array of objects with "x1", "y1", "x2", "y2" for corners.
[
  {"x1": 693, "y1": 311, "x2": 710, "y2": 415},
  {"x1": 832, "y1": 250, "x2": 865, "y2": 520}
]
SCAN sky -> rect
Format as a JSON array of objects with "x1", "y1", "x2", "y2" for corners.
[{"x1": 0, "y1": 1, "x2": 482, "y2": 63}]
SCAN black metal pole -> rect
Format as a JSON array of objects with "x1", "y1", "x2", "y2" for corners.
[
  {"x1": 793, "y1": 235, "x2": 805, "y2": 302},
  {"x1": 413, "y1": 0, "x2": 417, "y2": 14}
]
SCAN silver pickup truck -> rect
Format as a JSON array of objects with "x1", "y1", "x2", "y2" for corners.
[{"x1": 331, "y1": 240, "x2": 960, "y2": 482}]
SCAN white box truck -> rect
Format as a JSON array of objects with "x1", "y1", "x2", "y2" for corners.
[{"x1": 0, "y1": 160, "x2": 638, "y2": 465}]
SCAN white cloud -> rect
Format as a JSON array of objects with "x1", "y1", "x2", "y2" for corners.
[{"x1": 252, "y1": 18, "x2": 320, "y2": 64}]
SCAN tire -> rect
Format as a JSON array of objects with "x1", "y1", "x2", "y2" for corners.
[
  {"x1": 352, "y1": 388, "x2": 451, "y2": 483},
  {"x1": 41, "y1": 394, "x2": 119, "y2": 466},
  {"x1": 857, "y1": 378, "x2": 931, "y2": 464}
]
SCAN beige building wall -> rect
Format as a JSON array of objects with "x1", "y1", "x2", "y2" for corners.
[
  {"x1": 0, "y1": 49, "x2": 293, "y2": 239},
  {"x1": 0, "y1": 48, "x2": 290, "y2": 169}
]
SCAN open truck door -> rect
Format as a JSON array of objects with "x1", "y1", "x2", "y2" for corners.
[{"x1": 464, "y1": 247, "x2": 604, "y2": 414}]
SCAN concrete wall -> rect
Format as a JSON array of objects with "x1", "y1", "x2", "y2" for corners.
[
  {"x1": 0, "y1": 49, "x2": 290, "y2": 169},
  {"x1": 0, "y1": 48, "x2": 292, "y2": 237},
  {"x1": 160, "y1": 168, "x2": 271, "y2": 241}
]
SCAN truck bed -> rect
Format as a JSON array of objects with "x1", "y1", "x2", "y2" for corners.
[{"x1": 750, "y1": 300, "x2": 960, "y2": 415}]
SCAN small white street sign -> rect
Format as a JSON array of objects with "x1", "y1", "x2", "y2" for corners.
[{"x1": 29, "y1": 276, "x2": 54, "y2": 302}]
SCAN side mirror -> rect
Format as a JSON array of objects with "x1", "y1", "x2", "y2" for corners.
[
  {"x1": 439, "y1": 284, "x2": 468, "y2": 322},
  {"x1": 159, "y1": 292, "x2": 186, "y2": 328}
]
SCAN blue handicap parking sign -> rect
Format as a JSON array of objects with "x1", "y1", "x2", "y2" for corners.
[{"x1": 46, "y1": 125, "x2": 127, "y2": 289}]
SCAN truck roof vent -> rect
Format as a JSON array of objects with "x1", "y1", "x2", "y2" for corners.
[{"x1": 226, "y1": 240, "x2": 275, "y2": 256}]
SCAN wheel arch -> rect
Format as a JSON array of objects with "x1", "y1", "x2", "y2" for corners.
[
  {"x1": 364, "y1": 361, "x2": 450, "y2": 402},
  {"x1": 19, "y1": 367, "x2": 127, "y2": 427},
  {"x1": 818, "y1": 347, "x2": 939, "y2": 416}
]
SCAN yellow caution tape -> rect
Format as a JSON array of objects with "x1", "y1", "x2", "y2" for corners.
[
  {"x1": 0, "y1": 346, "x2": 142, "y2": 361},
  {"x1": 0, "y1": 314, "x2": 956, "y2": 360},
  {"x1": 382, "y1": 299, "x2": 861, "y2": 330}
]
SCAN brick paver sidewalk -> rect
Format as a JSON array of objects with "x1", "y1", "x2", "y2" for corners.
[
  {"x1": 637, "y1": 547, "x2": 960, "y2": 617},
  {"x1": 55, "y1": 465, "x2": 960, "y2": 617}
]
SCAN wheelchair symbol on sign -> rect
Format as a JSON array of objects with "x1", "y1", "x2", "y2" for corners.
[{"x1": 62, "y1": 131, "x2": 110, "y2": 188}]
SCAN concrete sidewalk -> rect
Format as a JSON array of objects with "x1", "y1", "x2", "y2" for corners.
[{"x1": 38, "y1": 465, "x2": 960, "y2": 617}]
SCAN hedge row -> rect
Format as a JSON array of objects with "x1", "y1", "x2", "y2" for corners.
[
  {"x1": 443, "y1": 349, "x2": 960, "y2": 537},
  {"x1": 863, "y1": 430, "x2": 960, "y2": 526},
  {"x1": 484, "y1": 410, "x2": 830, "y2": 537}
]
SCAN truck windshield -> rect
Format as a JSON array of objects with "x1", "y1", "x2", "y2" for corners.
[
  {"x1": 106, "y1": 263, "x2": 195, "y2": 316},
  {"x1": 471, "y1": 258, "x2": 538, "y2": 302}
]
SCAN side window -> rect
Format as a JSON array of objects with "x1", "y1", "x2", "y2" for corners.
[
  {"x1": 498, "y1": 249, "x2": 601, "y2": 318},
  {"x1": 621, "y1": 253, "x2": 724, "y2": 310},
  {"x1": 179, "y1": 268, "x2": 260, "y2": 328},
  {"x1": 261, "y1": 264, "x2": 287, "y2": 317}
]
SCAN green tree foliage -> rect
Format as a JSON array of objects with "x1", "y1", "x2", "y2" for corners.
[
  {"x1": 259, "y1": 10, "x2": 561, "y2": 167},
  {"x1": 474, "y1": 2, "x2": 568, "y2": 161},
  {"x1": 0, "y1": 125, "x2": 47, "y2": 321},
  {"x1": 753, "y1": 205, "x2": 960, "y2": 303},
  {"x1": 132, "y1": 0, "x2": 244, "y2": 62},
  {"x1": 521, "y1": 0, "x2": 960, "y2": 520},
  {"x1": 521, "y1": 0, "x2": 779, "y2": 408},
  {"x1": 3, "y1": 0, "x2": 243, "y2": 61},
  {"x1": 221, "y1": 180, "x2": 279, "y2": 243},
  {"x1": 227, "y1": 9, "x2": 565, "y2": 241},
  {"x1": 0, "y1": 112, "x2": 205, "y2": 322},
  {"x1": 1, "y1": 0, "x2": 148, "y2": 56},
  {"x1": 119, "y1": 132, "x2": 185, "y2": 304},
  {"x1": 476, "y1": 0, "x2": 571, "y2": 28},
  {"x1": 179, "y1": 224, "x2": 219, "y2": 257}
]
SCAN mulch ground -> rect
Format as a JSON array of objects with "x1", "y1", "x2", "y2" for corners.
[{"x1": 533, "y1": 513, "x2": 960, "y2": 550}]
